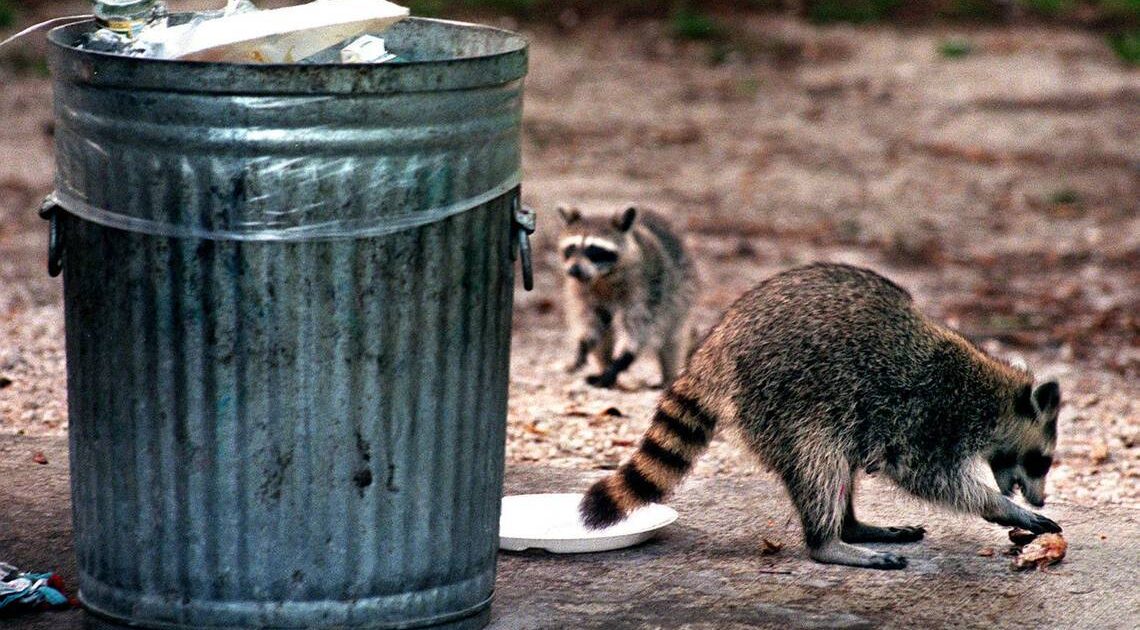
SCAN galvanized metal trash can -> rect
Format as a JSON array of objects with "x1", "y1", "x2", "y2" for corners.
[{"x1": 45, "y1": 16, "x2": 528, "y2": 630}]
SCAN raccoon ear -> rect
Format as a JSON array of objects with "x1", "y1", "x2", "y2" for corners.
[
  {"x1": 558, "y1": 205, "x2": 581, "y2": 225},
  {"x1": 613, "y1": 206, "x2": 637, "y2": 232},
  {"x1": 1031, "y1": 380, "x2": 1061, "y2": 416}
]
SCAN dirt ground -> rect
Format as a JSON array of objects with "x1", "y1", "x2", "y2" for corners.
[
  {"x1": 4, "y1": 440, "x2": 1139, "y2": 629},
  {"x1": 1, "y1": 5, "x2": 1137, "y2": 515},
  {"x1": 504, "y1": 14, "x2": 1140, "y2": 510}
]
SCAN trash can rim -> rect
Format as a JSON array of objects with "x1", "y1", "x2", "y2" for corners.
[{"x1": 47, "y1": 16, "x2": 528, "y2": 95}]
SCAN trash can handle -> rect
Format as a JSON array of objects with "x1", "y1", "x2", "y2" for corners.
[
  {"x1": 38, "y1": 196, "x2": 64, "y2": 278},
  {"x1": 510, "y1": 190, "x2": 535, "y2": 292},
  {"x1": 36, "y1": 189, "x2": 531, "y2": 284}
]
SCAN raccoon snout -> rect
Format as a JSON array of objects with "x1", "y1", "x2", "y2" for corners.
[
  {"x1": 1024, "y1": 488, "x2": 1047, "y2": 508},
  {"x1": 567, "y1": 264, "x2": 591, "y2": 282},
  {"x1": 1010, "y1": 481, "x2": 1046, "y2": 507}
]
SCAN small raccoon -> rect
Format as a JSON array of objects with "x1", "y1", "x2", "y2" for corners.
[
  {"x1": 580, "y1": 263, "x2": 1062, "y2": 570},
  {"x1": 557, "y1": 204, "x2": 699, "y2": 389}
]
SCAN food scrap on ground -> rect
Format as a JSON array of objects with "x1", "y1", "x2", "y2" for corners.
[
  {"x1": 1008, "y1": 528, "x2": 1038, "y2": 546},
  {"x1": 1011, "y1": 533, "x2": 1068, "y2": 571}
]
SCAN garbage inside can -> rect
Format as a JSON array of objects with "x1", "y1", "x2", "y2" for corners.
[
  {"x1": 47, "y1": 13, "x2": 528, "y2": 630},
  {"x1": 82, "y1": 0, "x2": 410, "y2": 62}
]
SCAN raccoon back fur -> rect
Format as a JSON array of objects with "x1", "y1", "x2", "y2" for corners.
[
  {"x1": 580, "y1": 263, "x2": 1062, "y2": 570},
  {"x1": 558, "y1": 205, "x2": 699, "y2": 388}
]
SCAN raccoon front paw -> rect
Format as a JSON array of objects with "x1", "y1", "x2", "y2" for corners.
[
  {"x1": 586, "y1": 372, "x2": 617, "y2": 388},
  {"x1": 1023, "y1": 512, "x2": 1062, "y2": 535},
  {"x1": 984, "y1": 503, "x2": 1062, "y2": 535}
]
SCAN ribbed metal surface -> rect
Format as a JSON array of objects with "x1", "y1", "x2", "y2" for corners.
[
  {"x1": 49, "y1": 17, "x2": 526, "y2": 240},
  {"x1": 49, "y1": 17, "x2": 524, "y2": 630}
]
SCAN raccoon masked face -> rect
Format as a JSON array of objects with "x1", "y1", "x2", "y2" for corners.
[
  {"x1": 990, "y1": 380, "x2": 1061, "y2": 507},
  {"x1": 557, "y1": 206, "x2": 636, "y2": 284}
]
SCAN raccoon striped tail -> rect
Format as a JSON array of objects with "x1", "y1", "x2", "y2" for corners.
[{"x1": 579, "y1": 381, "x2": 718, "y2": 529}]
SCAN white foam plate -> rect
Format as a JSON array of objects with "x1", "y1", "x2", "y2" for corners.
[{"x1": 499, "y1": 493, "x2": 678, "y2": 553}]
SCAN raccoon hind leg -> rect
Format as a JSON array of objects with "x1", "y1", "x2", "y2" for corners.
[
  {"x1": 566, "y1": 307, "x2": 614, "y2": 374},
  {"x1": 841, "y1": 477, "x2": 926, "y2": 543},
  {"x1": 656, "y1": 336, "x2": 685, "y2": 389},
  {"x1": 777, "y1": 455, "x2": 908, "y2": 570},
  {"x1": 810, "y1": 540, "x2": 908, "y2": 570}
]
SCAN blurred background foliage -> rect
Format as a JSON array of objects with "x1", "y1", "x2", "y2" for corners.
[
  {"x1": 1, "y1": 1, "x2": 1136, "y2": 28},
  {"x1": 0, "y1": 0, "x2": 16, "y2": 29},
  {"x1": 0, "y1": 1, "x2": 1137, "y2": 65},
  {"x1": 396, "y1": 0, "x2": 1139, "y2": 63},
  {"x1": 394, "y1": 0, "x2": 1139, "y2": 25}
]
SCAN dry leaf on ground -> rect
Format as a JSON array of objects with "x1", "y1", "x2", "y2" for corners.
[{"x1": 760, "y1": 537, "x2": 784, "y2": 555}]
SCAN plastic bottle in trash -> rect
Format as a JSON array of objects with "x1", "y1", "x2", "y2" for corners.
[{"x1": 92, "y1": 0, "x2": 162, "y2": 38}]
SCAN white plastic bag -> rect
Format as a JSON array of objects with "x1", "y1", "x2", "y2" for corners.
[{"x1": 140, "y1": 0, "x2": 408, "y2": 63}]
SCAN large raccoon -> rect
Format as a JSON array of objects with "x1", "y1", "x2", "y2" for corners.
[
  {"x1": 557, "y1": 205, "x2": 699, "y2": 389},
  {"x1": 580, "y1": 263, "x2": 1062, "y2": 570}
]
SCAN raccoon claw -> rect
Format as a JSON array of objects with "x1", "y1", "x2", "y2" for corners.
[
  {"x1": 1025, "y1": 513, "x2": 1062, "y2": 535},
  {"x1": 811, "y1": 541, "x2": 908, "y2": 569},
  {"x1": 985, "y1": 504, "x2": 1062, "y2": 535},
  {"x1": 869, "y1": 553, "x2": 908, "y2": 570}
]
